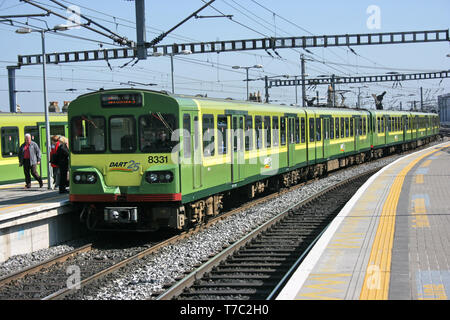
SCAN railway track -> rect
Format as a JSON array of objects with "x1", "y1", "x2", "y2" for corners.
[{"x1": 156, "y1": 169, "x2": 377, "y2": 300}]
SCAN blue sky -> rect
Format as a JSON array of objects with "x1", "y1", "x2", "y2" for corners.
[{"x1": 0, "y1": 0, "x2": 449, "y2": 112}]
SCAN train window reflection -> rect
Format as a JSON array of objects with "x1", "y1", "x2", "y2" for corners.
[{"x1": 140, "y1": 113, "x2": 177, "y2": 154}]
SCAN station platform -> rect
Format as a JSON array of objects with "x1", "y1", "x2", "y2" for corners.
[
  {"x1": 0, "y1": 180, "x2": 74, "y2": 263},
  {"x1": 277, "y1": 140, "x2": 450, "y2": 300},
  {"x1": 0, "y1": 180, "x2": 68, "y2": 221}
]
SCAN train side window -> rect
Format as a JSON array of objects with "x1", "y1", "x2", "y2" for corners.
[
  {"x1": 245, "y1": 115, "x2": 253, "y2": 151},
  {"x1": 295, "y1": 118, "x2": 300, "y2": 143},
  {"x1": 309, "y1": 118, "x2": 315, "y2": 142},
  {"x1": 203, "y1": 114, "x2": 215, "y2": 157},
  {"x1": 1, "y1": 127, "x2": 19, "y2": 157},
  {"x1": 345, "y1": 118, "x2": 349, "y2": 137},
  {"x1": 255, "y1": 116, "x2": 263, "y2": 150},
  {"x1": 24, "y1": 126, "x2": 40, "y2": 148},
  {"x1": 272, "y1": 116, "x2": 279, "y2": 146},
  {"x1": 341, "y1": 117, "x2": 345, "y2": 138},
  {"x1": 301, "y1": 118, "x2": 306, "y2": 143},
  {"x1": 183, "y1": 114, "x2": 191, "y2": 159},
  {"x1": 316, "y1": 118, "x2": 321, "y2": 141},
  {"x1": 264, "y1": 116, "x2": 271, "y2": 148},
  {"x1": 330, "y1": 117, "x2": 334, "y2": 139},
  {"x1": 335, "y1": 117, "x2": 339, "y2": 139},
  {"x1": 280, "y1": 117, "x2": 286, "y2": 146},
  {"x1": 377, "y1": 117, "x2": 380, "y2": 132},
  {"x1": 363, "y1": 117, "x2": 366, "y2": 135},
  {"x1": 217, "y1": 115, "x2": 228, "y2": 155}
]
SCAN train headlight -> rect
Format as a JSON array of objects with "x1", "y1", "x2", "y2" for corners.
[
  {"x1": 73, "y1": 172, "x2": 98, "y2": 184},
  {"x1": 145, "y1": 171, "x2": 174, "y2": 184}
]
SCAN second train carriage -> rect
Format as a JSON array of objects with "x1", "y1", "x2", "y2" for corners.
[
  {"x1": 0, "y1": 113, "x2": 68, "y2": 185},
  {"x1": 68, "y1": 89, "x2": 439, "y2": 231}
]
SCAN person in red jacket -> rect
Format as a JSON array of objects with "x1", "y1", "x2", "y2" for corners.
[{"x1": 50, "y1": 135, "x2": 60, "y2": 190}]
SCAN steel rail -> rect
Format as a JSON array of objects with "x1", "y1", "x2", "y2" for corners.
[
  {"x1": 155, "y1": 168, "x2": 379, "y2": 300},
  {"x1": 0, "y1": 243, "x2": 92, "y2": 287}
]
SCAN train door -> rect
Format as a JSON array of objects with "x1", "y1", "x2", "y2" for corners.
[
  {"x1": 181, "y1": 113, "x2": 202, "y2": 191},
  {"x1": 231, "y1": 115, "x2": 244, "y2": 183},
  {"x1": 402, "y1": 115, "x2": 407, "y2": 142},
  {"x1": 354, "y1": 116, "x2": 360, "y2": 152},
  {"x1": 384, "y1": 115, "x2": 388, "y2": 145},
  {"x1": 315, "y1": 117, "x2": 323, "y2": 160},
  {"x1": 323, "y1": 117, "x2": 330, "y2": 159},
  {"x1": 287, "y1": 117, "x2": 295, "y2": 167}
]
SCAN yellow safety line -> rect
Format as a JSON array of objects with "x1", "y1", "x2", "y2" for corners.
[{"x1": 359, "y1": 143, "x2": 449, "y2": 300}]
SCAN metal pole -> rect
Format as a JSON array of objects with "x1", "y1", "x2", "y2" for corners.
[
  {"x1": 170, "y1": 54, "x2": 174, "y2": 94},
  {"x1": 41, "y1": 31, "x2": 52, "y2": 189},
  {"x1": 294, "y1": 76, "x2": 298, "y2": 105},
  {"x1": 135, "y1": 0, "x2": 147, "y2": 60},
  {"x1": 301, "y1": 54, "x2": 306, "y2": 107},
  {"x1": 7, "y1": 66, "x2": 17, "y2": 113},
  {"x1": 331, "y1": 74, "x2": 336, "y2": 107},
  {"x1": 420, "y1": 87, "x2": 423, "y2": 111},
  {"x1": 246, "y1": 67, "x2": 249, "y2": 101},
  {"x1": 264, "y1": 76, "x2": 269, "y2": 103}
]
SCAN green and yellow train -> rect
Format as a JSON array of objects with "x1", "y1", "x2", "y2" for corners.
[
  {"x1": 0, "y1": 113, "x2": 68, "y2": 185},
  {"x1": 68, "y1": 89, "x2": 439, "y2": 231}
]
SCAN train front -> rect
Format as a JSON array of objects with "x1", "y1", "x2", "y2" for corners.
[{"x1": 68, "y1": 89, "x2": 183, "y2": 231}]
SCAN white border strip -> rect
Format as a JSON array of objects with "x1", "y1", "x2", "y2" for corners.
[{"x1": 276, "y1": 141, "x2": 449, "y2": 300}]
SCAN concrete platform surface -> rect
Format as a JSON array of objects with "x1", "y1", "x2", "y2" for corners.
[{"x1": 277, "y1": 141, "x2": 450, "y2": 300}]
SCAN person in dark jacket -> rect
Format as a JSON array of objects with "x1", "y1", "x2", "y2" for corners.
[
  {"x1": 55, "y1": 136, "x2": 70, "y2": 193},
  {"x1": 18, "y1": 133, "x2": 43, "y2": 188},
  {"x1": 50, "y1": 135, "x2": 61, "y2": 190}
]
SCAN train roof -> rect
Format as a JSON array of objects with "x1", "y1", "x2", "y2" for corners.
[{"x1": 69, "y1": 88, "x2": 437, "y2": 116}]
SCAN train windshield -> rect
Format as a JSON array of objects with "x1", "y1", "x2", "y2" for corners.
[
  {"x1": 71, "y1": 116, "x2": 106, "y2": 153},
  {"x1": 139, "y1": 113, "x2": 177, "y2": 153}
]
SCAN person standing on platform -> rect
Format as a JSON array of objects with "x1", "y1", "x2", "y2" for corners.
[
  {"x1": 50, "y1": 135, "x2": 61, "y2": 190},
  {"x1": 56, "y1": 136, "x2": 69, "y2": 194},
  {"x1": 18, "y1": 133, "x2": 43, "y2": 189}
]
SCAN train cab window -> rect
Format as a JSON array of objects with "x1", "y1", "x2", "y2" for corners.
[
  {"x1": 301, "y1": 118, "x2": 306, "y2": 143},
  {"x1": 272, "y1": 116, "x2": 279, "y2": 146},
  {"x1": 255, "y1": 116, "x2": 263, "y2": 150},
  {"x1": 316, "y1": 118, "x2": 321, "y2": 141},
  {"x1": 245, "y1": 115, "x2": 253, "y2": 151},
  {"x1": 203, "y1": 114, "x2": 215, "y2": 157},
  {"x1": 330, "y1": 117, "x2": 334, "y2": 139},
  {"x1": 280, "y1": 117, "x2": 286, "y2": 146},
  {"x1": 1, "y1": 127, "x2": 19, "y2": 157},
  {"x1": 309, "y1": 118, "x2": 315, "y2": 142},
  {"x1": 139, "y1": 113, "x2": 177, "y2": 154},
  {"x1": 217, "y1": 115, "x2": 228, "y2": 155},
  {"x1": 335, "y1": 118, "x2": 339, "y2": 139},
  {"x1": 341, "y1": 117, "x2": 345, "y2": 138},
  {"x1": 345, "y1": 118, "x2": 349, "y2": 137},
  {"x1": 110, "y1": 116, "x2": 136, "y2": 153},
  {"x1": 24, "y1": 126, "x2": 40, "y2": 148},
  {"x1": 264, "y1": 116, "x2": 271, "y2": 148},
  {"x1": 295, "y1": 118, "x2": 300, "y2": 144},
  {"x1": 350, "y1": 118, "x2": 354, "y2": 137},
  {"x1": 71, "y1": 116, "x2": 105, "y2": 153},
  {"x1": 183, "y1": 114, "x2": 191, "y2": 159}
]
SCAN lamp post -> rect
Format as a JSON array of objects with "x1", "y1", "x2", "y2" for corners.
[
  {"x1": 232, "y1": 64, "x2": 263, "y2": 101},
  {"x1": 16, "y1": 25, "x2": 69, "y2": 189},
  {"x1": 152, "y1": 50, "x2": 191, "y2": 94}
]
